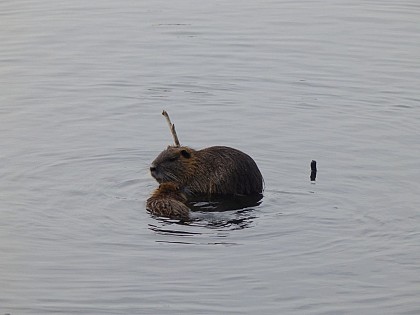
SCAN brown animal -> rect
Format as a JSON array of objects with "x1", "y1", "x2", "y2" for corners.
[
  {"x1": 146, "y1": 182, "x2": 190, "y2": 220},
  {"x1": 150, "y1": 146, "x2": 264, "y2": 196}
]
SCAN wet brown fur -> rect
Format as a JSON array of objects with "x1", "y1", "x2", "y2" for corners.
[
  {"x1": 146, "y1": 182, "x2": 190, "y2": 220},
  {"x1": 150, "y1": 146, "x2": 264, "y2": 196}
]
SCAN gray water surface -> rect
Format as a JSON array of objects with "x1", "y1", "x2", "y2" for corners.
[{"x1": 1, "y1": 0, "x2": 420, "y2": 314}]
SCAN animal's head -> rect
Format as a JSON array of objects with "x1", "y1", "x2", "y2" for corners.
[{"x1": 150, "y1": 146, "x2": 196, "y2": 184}]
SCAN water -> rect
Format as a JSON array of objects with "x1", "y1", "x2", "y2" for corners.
[{"x1": 1, "y1": 0, "x2": 420, "y2": 314}]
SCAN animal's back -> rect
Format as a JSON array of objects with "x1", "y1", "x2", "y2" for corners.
[{"x1": 187, "y1": 146, "x2": 264, "y2": 196}]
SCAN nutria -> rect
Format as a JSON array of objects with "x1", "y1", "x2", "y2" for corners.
[
  {"x1": 146, "y1": 182, "x2": 190, "y2": 220},
  {"x1": 150, "y1": 146, "x2": 263, "y2": 196}
]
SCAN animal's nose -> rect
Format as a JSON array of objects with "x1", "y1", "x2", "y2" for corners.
[{"x1": 150, "y1": 165, "x2": 156, "y2": 173}]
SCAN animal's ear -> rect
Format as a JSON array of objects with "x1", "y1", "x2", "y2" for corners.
[{"x1": 180, "y1": 149, "x2": 191, "y2": 159}]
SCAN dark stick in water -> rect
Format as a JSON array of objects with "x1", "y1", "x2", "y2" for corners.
[{"x1": 310, "y1": 160, "x2": 317, "y2": 181}]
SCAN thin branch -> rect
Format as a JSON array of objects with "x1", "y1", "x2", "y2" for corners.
[{"x1": 162, "y1": 110, "x2": 180, "y2": 147}]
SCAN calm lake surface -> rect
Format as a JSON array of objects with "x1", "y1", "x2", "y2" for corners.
[{"x1": 1, "y1": 0, "x2": 420, "y2": 314}]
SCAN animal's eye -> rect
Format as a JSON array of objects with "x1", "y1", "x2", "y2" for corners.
[{"x1": 180, "y1": 149, "x2": 191, "y2": 158}]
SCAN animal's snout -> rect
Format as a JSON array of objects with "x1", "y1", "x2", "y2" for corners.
[{"x1": 150, "y1": 164, "x2": 162, "y2": 182}]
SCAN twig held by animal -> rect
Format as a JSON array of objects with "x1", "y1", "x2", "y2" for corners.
[{"x1": 162, "y1": 110, "x2": 180, "y2": 147}]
